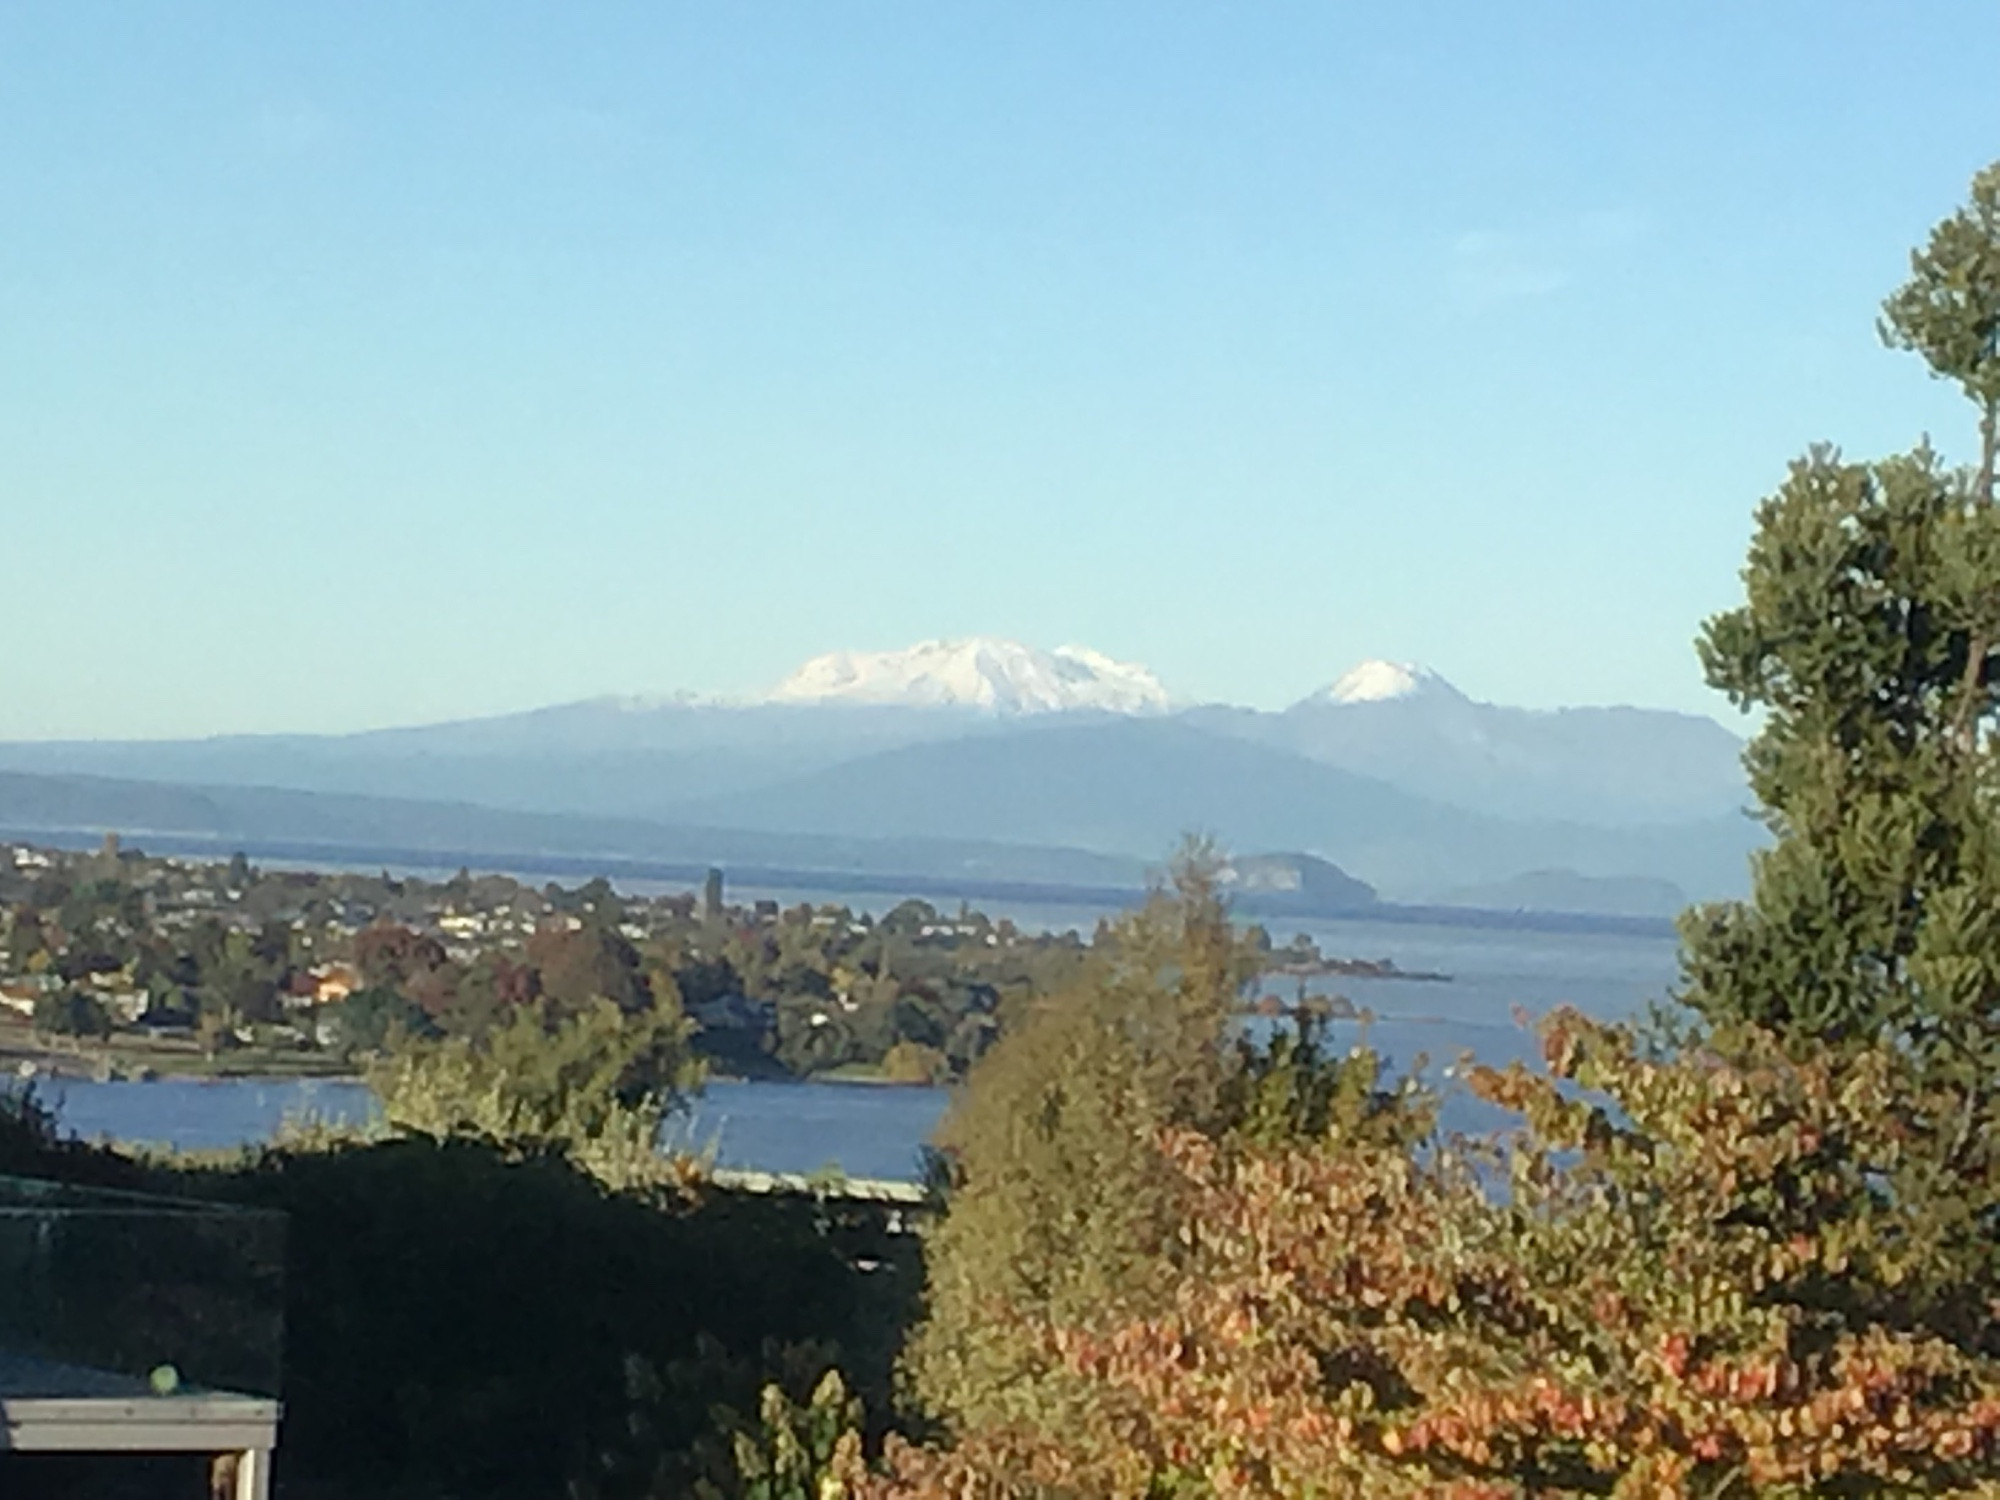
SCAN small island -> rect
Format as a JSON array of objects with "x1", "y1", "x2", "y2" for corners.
[
  {"x1": 1257, "y1": 928, "x2": 1451, "y2": 985},
  {"x1": 1240, "y1": 933, "x2": 1452, "y2": 1020},
  {"x1": 1265, "y1": 955, "x2": 1452, "y2": 983}
]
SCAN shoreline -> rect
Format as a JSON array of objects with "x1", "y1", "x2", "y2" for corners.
[
  {"x1": 5, "y1": 825, "x2": 1683, "y2": 940},
  {"x1": 1264, "y1": 958, "x2": 1453, "y2": 983},
  {"x1": 10, "y1": 1058, "x2": 941, "y2": 1091},
  {"x1": 0, "y1": 1029, "x2": 361, "y2": 1086}
]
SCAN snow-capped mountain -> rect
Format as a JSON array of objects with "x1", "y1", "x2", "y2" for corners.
[
  {"x1": 0, "y1": 641, "x2": 1761, "y2": 909},
  {"x1": 1192, "y1": 655, "x2": 1750, "y2": 828},
  {"x1": 1304, "y1": 660, "x2": 1465, "y2": 706},
  {"x1": 765, "y1": 638, "x2": 1172, "y2": 715}
]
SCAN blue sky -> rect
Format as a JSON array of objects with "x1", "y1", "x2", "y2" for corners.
[{"x1": 3, "y1": 3, "x2": 1994, "y2": 738}]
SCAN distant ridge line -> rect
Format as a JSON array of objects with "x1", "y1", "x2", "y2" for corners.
[{"x1": 0, "y1": 824, "x2": 1677, "y2": 939}]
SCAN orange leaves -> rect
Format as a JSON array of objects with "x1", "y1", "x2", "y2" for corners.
[
  {"x1": 1689, "y1": 1356, "x2": 1786, "y2": 1404},
  {"x1": 876, "y1": 1014, "x2": 2000, "y2": 1496},
  {"x1": 1659, "y1": 1331, "x2": 1692, "y2": 1379}
]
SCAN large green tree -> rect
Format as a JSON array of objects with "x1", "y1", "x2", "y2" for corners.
[
  {"x1": 1679, "y1": 161, "x2": 2000, "y2": 1320},
  {"x1": 370, "y1": 998, "x2": 701, "y2": 1187},
  {"x1": 901, "y1": 846, "x2": 1260, "y2": 1434},
  {"x1": 1685, "y1": 163, "x2": 2000, "y2": 1059},
  {"x1": 899, "y1": 842, "x2": 1418, "y2": 1442}
]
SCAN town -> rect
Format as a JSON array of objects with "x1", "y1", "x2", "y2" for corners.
[{"x1": 0, "y1": 835, "x2": 1093, "y2": 1084}]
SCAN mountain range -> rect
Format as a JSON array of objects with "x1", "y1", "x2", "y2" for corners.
[{"x1": 0, "y1": 638, "x2": 1761, "y2": 915}]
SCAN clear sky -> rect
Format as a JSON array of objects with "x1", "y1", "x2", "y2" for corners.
[{"x1": 3, "y1": 3, "x2": 1994, "y2": 739}]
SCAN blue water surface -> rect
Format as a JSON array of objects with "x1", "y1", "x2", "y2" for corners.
[{"x1": 39, "y1": 917, "x2": 1679, "y2": 1181}]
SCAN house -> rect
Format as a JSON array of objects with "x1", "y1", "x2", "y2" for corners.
[
  {"x1": 305, "y1": 963, "x2": 360, "y2": 1007},
  {"x1": 0, "y1": 985, "x2": 39, "y2": 1019},
  {"x1": 91, "y1": 990, "x2": 150, "y2": 1026}
]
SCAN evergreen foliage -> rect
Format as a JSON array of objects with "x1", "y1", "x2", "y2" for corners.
[
  {"x1": 368, "y1": 996, "x2": 702, "y2": 1187},
  {"x1": 1677, "y1": 163, "x2": 2000, "y2": 1310},
  {"x1": 1881, "y1": 163, "x2": 2000, "y2": 493},
  {"x1": 901, "y1": 844, "x2": 1254, "y2": 1429},
  {"x1": 902, "y1": 841, "x2": 1418, "y2": 1442},
  {"x1": 198, "y1": 1138, "x2": 913, "y2": 1500},
  {"x1": 1684, "y1": 161, "x2": 2000, "y2": 1068}
]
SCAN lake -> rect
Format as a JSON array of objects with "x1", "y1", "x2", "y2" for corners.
[
  {"x1": 39, "y1": 1075, "x2": 953, "y2": 1183},
  {"x1": 38, "y1": 912, "x2": 1683, "y2": 1181}
]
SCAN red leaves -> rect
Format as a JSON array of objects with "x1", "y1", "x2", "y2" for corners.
[
  {"x1": 1659, "y1": 1331, "x2": 1692, "y2": 1379},
  {"x1": 863, "y1": 1014, "x2": 2000, "y2": 1496}
]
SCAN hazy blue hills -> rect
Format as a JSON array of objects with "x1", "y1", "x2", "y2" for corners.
[
  {"x1": 676, "y1": 717, "x2": 1457, "y2": 858},
  {"x1": 1434, "y1": 868, "x2": 1692, "y2": 920},
  {"x1": 0, "y1": 650, "x2": 1764, "y2": 912},
  {"x1": 1186, "y1": 696, "x2": 1746, "y2": 827},
  {"x1": 0, "y1": 664, "x2": 1750, "y2": 832},
  {"x1": 0, "y1": 769, "x2": 1152, "y2": 891},
  {"x1": 0, "y1": 704, "x2": 994, "y2": 817},
  {"x1": 670, "y1": 717, "x2": 1759, "y2": 898},
  {"x1": 0, "y1": 728, "x2": 1761, "y2": 908}
]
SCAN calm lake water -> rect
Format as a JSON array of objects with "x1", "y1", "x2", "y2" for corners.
[
  {"x1": 39, "y1": 912, "x2": 1683, "y2": 1181},
  {"x1": 41, "y1": 1075, "x2": 952, "y2": 1182}
]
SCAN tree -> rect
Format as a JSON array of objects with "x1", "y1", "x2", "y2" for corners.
[
  {"x1": 878, "y1": 1039, "x2": 949, "y2": 1085},
  {"x1": 3, "y1": 906, "x2": 47, "y2": 969},
  {"x1": 324, "y1": 985, "x2": 436, "y2": 1057},
  {"x1": 1881, "y1": 162, "x2": 2000, "y2": 497},
  {"x1": 369, "y1": 998, "x2": 702, "y2": 1187},
  {"x1": 901, "y1": 843, "x2": 1265, "y2": 1435},
  {"x1": 860, "y1": 1014, "x2": 2000, "y2": 1499},
  {"x1": 201, "y1": 928, "x2": 285, "y2": 1025},
  {"x1": 878, "y1": 900, "x2": 939, "y2": 939},
  {"x1": 249, "y1": 918, "x2": 293, "y2": 974},
  {"x1": 441, "y1": 952, "x2": 541, "y2": 1039},
  {"x1": 1678, "y1": 163, "x2": 2000, "y2": 1309},
  {"x1": 354, "y1": 922, "x2": 449, "y2": 992},
  {"x1": 197, "y1": 1002, "x2": 242, "y2": 1058},
  {"x1": 528, "y1": 923, "x2": 651, "y2": 1015},
  {"x1": 35, "y1": 988, "x2": 111, "y2": 1040},
  {"x1": 1681, "y1": 444, "x2": 2000, "y2": 1048},
  {"x1": 676, "y1": 955, "x2": 743, "y2": 1012}
]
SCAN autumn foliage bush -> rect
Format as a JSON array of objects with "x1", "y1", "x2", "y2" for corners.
[{"x1": 853, "y1": 1013, "x2": 2000, "y2": 1497}]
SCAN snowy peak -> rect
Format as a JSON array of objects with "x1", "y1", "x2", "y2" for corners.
[
  {"x1": 765, "y1": 638, "x2": 1172, "y2": 715},
  {"x1": 1305, "y1": 660, "x2": 1464, "y2": 707}
]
